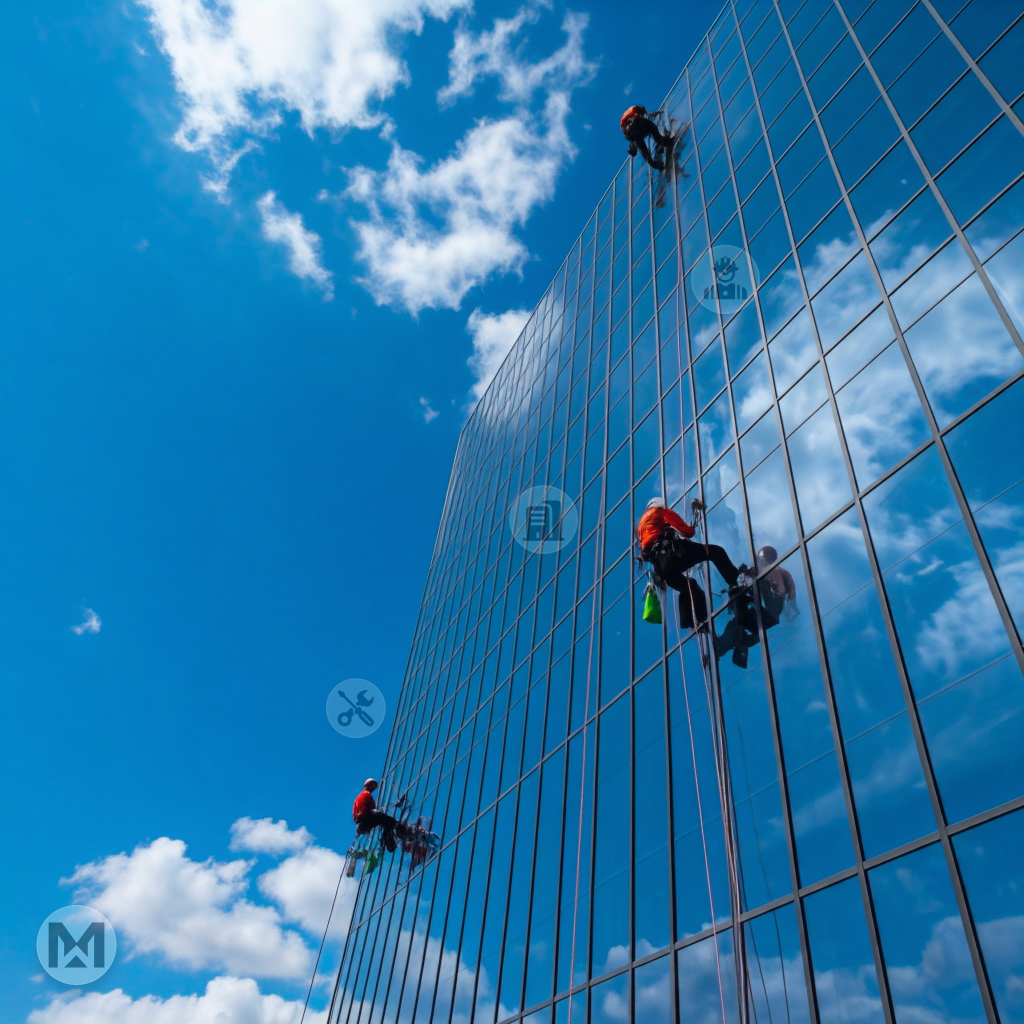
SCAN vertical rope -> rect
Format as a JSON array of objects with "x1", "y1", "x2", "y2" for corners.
[
  {"x1": 566, "y1": 492, "x2": 605, "y2": 1024},
  {"x1": 672, "y1": 603, "x2": 728, "y2": 1024},
  {"x1": 299, "y1": 862, "x2": 347, "y2": 1024}
]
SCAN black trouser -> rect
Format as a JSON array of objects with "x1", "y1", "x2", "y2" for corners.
[
  {"x1": 715, "y1": 589, "x2": 785, "y2": 665},
  {"x1": 646, "y1": 536, "x2": 740, "y2": 629},
  {"x1": 355, "y1": 811, "x2": 398, "y2": 850},
  {"x1": 625, "y1": 117, "x2": 671, "y2": 169}
]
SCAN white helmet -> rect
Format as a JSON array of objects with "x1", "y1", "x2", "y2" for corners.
[
  {"x1": 364, "y1": 778, "x2": 378, "y2": 790},
  {"x1": 646, "y1": 497, "x2": 666, "y2": 510}
]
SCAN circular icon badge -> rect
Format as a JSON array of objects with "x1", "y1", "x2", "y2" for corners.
[
  {"x1": 37, "y1": 905, "x2": 116, "y2": 985},
  {"x1": 690, "y1": 244, "x2": 760, "y2": 318},
  {"x1": 508, "y1": 485, "x2": 579, "y2": 554},
  {"x1": 327, "y1": 679, "x2": 385, "y2": 738}
]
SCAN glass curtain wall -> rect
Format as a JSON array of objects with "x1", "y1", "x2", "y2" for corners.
[{"x1": 331, "y1": 0, "x2": 1024, "y2": 1021}]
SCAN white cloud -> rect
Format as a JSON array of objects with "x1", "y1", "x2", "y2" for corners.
[
  {"x1": 438, "y1": 8, "x2": 594, "y2": 107},
  {"x1": 138, "y1": 0, "x2": 470, "y2": 192},
  {"x1": 340, "y1": 90, "x2": 575, "y2": 313},
  {"x1": 419, "y1": 397, "x2": 440, "y2": 423},
  {"x1": 465, "y1": 307, "x2": 530, "y2": 401},
  {"x1": 64, "y1": 837, "x2": 312, "y2": 979},
  {"x1": 28, "y1": 976, "x2": 327, "y2": 1024},
  {"x1": 258, "y1": 844, "x2": 352, "y2": 939},
  {"x1": 229, "y1": 817, "x2": 313, "y2": 856},
  {"x1": 256, "y1": 192, "x2": 334, "y2": 299},
  {"x1": 71, "y1": 608, "x2": 101, "y2": 636}
]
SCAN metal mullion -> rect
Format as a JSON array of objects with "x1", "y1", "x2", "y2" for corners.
[
  {"x1": 776, "y1": 9, "x2": 1010, "y2": 1021},
  {"x1": 466, "y1": 781, "x2": 505, "y2": 1024},
  {"x1": 739, "y1": 892, "x2": 796, "y2": 921},
  {"x1": 947, "y1": 793, "x2": 1024, "y2": 836},
  {"x1": 855, "y1": 491, "x2": 1000, "y2": 1024},
  {"x1": 846, "y1": 11, "x2": 1024, "y2": 364},
  {"x1": 365, "y1": 885, "x2": 408, "y2": 1024},
  {"x1": 917, "y1": 0, "x2": 1024, "y2": 138},
  {"x1": 729, "y1": 6, "x2": 842, "y2": 1021},
  {"x1": 832, "y1": 0, "x2": 1024, "y2": 676},
  {"x1": 508, "y1": 760, "x2": 549, "y2": 1017}
]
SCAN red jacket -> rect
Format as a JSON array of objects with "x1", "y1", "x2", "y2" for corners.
[
  {"x1": 353, "y1": 790, "x2": 376, "y2": 822},
  {"x1": 620, "y1": 105, "x2": 647, "y2": 134},
  {"x1": 637, "y1": 506, "x2": 694, "y2": 552}
]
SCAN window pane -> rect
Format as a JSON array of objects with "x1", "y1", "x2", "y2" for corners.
[
  {"x1": 746, "y1": 448, "x2": 799, "y2": 557},
  {"x1": 799, "y1": 203, "x2": 860, "y2": 295},
  {"x1": 812, "y1": 252, "x2": 883, "y2": 349},
  {"x1": 792, "y1": 404, "x2": 852, "y2": 529},
  {"x1": 863, "y1": 448, "x2": 1023, "y2": 821},
  {"x1": 953, "y1": 809, "x2": 1024, "y2": 1023},
  {"x1": 945, "y1": 377, "x2": 1024, "y2": 637},
  {"x1": 590, "y1": 971, "x2": 628, "y2": 1024},
  {"x1": 677, "y1": 930, "x2": 740, "y2": 1022},
  {"x1": 870, "y1": 844, "x2": 987, "y2": 1023},
  {"x1": 869, "y1": 187, "x2": 953, "y2": 292},
  {"x1": 804, "y1": 877, "x2": 884, "y2": 1024},
  {"x1": 835, "y1": 341, "x2": 931, "y2": 488},
  {"x1": 910, "y1": 71, "x2": 1000, "y2": 174},
  {"x1": 937, "y1": 117, "x2": 1024, "y2": 224},
  {"x1": 634, "y1": 954, "x2": 673, "y2": 1021},
  {"x1": 888, "y1": 31, "x2": 964, "y2": 126},
  {"x1": 745, "y1": 904, "x2": 812, "y2": 1024},
  {"x1": 902, "y1": 273, "x2": 1024, "y2": 428},
  {"x1": 807, "y1": 508, "x2": 936, "y2": 857}
]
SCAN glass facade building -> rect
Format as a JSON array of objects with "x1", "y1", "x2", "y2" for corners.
[{"x1": 330, "y1": 0, "x2": 1024, "y2": 1021}]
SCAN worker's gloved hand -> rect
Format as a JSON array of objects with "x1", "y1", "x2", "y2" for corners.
[{"x1": 627, "y1": 142, "x2": 638, "y2": 157}]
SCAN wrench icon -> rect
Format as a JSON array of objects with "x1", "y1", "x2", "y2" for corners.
[{"x1": 337, "y1": 689, "x2": 375, "y2": 728}]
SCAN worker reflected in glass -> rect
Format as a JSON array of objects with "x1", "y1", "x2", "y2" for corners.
[
  {"x1": 620, "y1": 104, "x2": 673, "y2": 170},
  {"x1": 637, "y1": 497, "x2": 750, "y2": 631},
  {"x1": 352, "y1": 778, "x2": 398, "y2": 853},
  {"x1": 715, "y1": 546, "x2": 800, "y2": 667}
]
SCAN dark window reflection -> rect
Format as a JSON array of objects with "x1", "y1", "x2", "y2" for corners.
[
  {"x1": 870, "y1": 843, "x2": 987, "y2": 1024},
  {"x1": 804, "y1": 877, "x2": 884, "y2": 1024},
  {"x1": 954, "y1": 809, "x2": 1024, "y2": 1023}
]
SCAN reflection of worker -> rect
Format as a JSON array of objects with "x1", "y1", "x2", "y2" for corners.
[
  {"x1": 621, "y1": 105, "x2": 672, "y2": 170},
  {"x1": 755, "y1": 546, "x2": 799, "y2": 625},
  {"x1": 715, "y1": 547, "x2": 799, "y2": 667},
  {"x1": 637, "y1": 498, "x2": 748, "y2": 629},
  {"x1": 353, "y1": 778, "x2": 398, "y2": 853}
]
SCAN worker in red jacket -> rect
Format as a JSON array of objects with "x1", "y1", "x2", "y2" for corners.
[
  {"x1": 637, "y1": 498, "x2": 748, "y2": 629},
  {"x1": 620, "y1": 105, "x2": 672, "y2": 170},
  {"x1": 353, "y1": 778, "x2": 398, "y2": 853}
]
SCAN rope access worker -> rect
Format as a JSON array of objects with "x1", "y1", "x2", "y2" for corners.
[
  {"x1": 637, "y1": 497, "x2": 749, "y2": 629},
  {"x1": 352, "y1": 778, "x2": 398, "y2": 853},
  {"x1": 620, "y1": 105, "x2": 672, "y2": 170}
]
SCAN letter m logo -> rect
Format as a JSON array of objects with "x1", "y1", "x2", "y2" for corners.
[{"x1": 49, "y1": 921, "x2": 105, "y2": 969}]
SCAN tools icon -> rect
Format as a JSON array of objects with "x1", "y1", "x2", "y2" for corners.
[
  {"x1": 326, "y1": 679, "x2": 385, "y2": 738},
  {"x1": 337, "y1": 689, "x2": 374, "y2": 729}
]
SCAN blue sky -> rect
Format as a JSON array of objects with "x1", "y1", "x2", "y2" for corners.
[{"x1": 0, "y1": 1, "x2": 719, "y2": 1020}]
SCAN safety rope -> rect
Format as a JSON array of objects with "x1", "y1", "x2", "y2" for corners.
[
  {"x1": 566, "y1": 492, "x2": 605, "y2": 1024},
  {"x1": 299, "y1": 859, "x2": 347, "y2": 1024},
  {"x1": 665, "y1": 145, "x2": 752, "y2": 1023},
  {"x1": 671, "y1": 600, "x2": 729, "y2": 1024},
  {"x1": 692, "y1": 515, "x2": 750, "y2": 1024}
]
